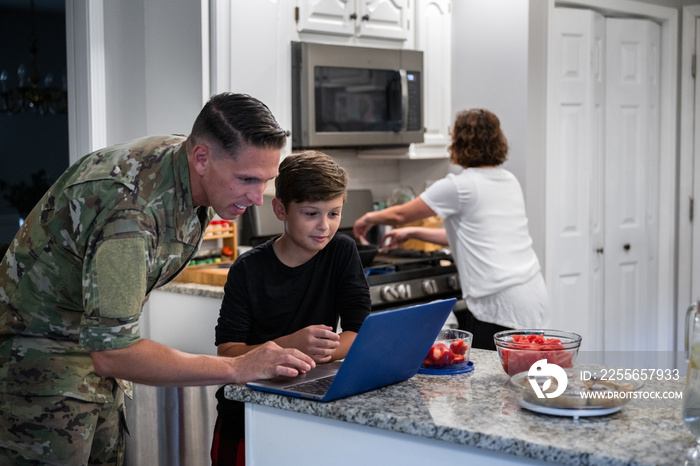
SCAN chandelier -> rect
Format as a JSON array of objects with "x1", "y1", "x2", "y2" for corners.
[{"x1": 0, "y1": 0, "x2": 67, "y2": 116}]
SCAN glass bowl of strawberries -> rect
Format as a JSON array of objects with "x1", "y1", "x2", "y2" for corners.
[
  {"x1": 493, "y1": 329, "x2": 582, "y2": 377},
  {"x1": 421, "y1": 329, "x2": 473, "y2": 371}
]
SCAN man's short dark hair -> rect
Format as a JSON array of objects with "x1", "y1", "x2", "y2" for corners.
[
  {"x1": 187, "y1": 93, "x2": 287, "y2": 157},
  {"x1": 275, "y1": 151, "x2": 348, "y2": 208}
]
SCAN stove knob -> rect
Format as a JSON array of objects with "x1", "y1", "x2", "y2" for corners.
[
  {"x1": 447, "y1": 275, "x2": 460, "y2": 290},
  {"x1": 422, "y1": 279, "x2": 438, "y2": 295},
  {"x1": 381, "y1": 285, "x2": 399, "y2": 302},
  {"x1": 397, "y1": 284, "x2": 411, "y2": 299}
]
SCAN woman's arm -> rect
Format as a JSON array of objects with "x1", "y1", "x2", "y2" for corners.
[
  {"x1": 353, "y1": 197, "x2": 436, "y2": 244},
  {"x1": 383, "y1": 227, "x2": 448, "y2": 248}
]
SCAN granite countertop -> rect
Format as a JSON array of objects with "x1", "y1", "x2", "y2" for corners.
[
  {"x1": 157, "y1": 281, "x2": 224, "y2": 299},
  {"x1": 225, "y1": 348, "x2": 692, "y2": 466}
]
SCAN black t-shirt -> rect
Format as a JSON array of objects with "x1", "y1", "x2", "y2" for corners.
[
  {"x1": 215, "y1": 233, "x2": 370, "y2": 346},
  {"x1": 214, "y1": 233, "x2": 371, "y2": 415}
]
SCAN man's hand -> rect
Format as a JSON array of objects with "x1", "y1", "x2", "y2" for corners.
[{"x1": 228, "y1": 341, "x2": 316, "y2": 382}]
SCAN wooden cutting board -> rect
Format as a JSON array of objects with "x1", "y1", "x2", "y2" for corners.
[{"x1": 173, "y1": 264, "x2": 231, "y2": 286}]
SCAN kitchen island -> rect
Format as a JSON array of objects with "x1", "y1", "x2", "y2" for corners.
[{"x1": 225, "y1": 348, "x2": 691, "y2": 466}]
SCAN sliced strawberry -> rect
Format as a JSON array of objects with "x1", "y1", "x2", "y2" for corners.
[
  {"x1": 450, "y1": 339, "x2": 468, "y2": 355},
  {"x1": 453, "y1": 354, "x2": 466, "y2": 363},
  {"x1": 430, "y1": 343, "x2": 447, "y2": 361}
]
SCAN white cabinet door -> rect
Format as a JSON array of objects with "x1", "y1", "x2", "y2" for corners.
[
  {"x1": 412, "y1": 0, "x2": 451, "y2": 155},
  {"x1": 296, "y1": 0, "x2": 355, "y2": 37},
  {"x1": 297, "y1": 0, "x2": 410, "y2": 41},
  {"x1": 603, "y1": 18, "x2": 661, "y2": 353},
  {"x1": 356, "y1": 0, "x2": 410, "y2": 41}
]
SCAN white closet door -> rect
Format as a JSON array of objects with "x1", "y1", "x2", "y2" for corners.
[
  {"x1": 692, "y1": 18, "x2": 700, "y2": 307},
  {"x1": 603, "y1": 18, "x2": 661, "y2": 354},
  {"x1": 548, "y1": 10, "x2": 661, "y2": 358},
  {"x1": 547, "y1": 8, "x2": 605, "y2": 351}
]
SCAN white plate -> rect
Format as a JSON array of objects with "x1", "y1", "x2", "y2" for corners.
[{"x1": 519, "y1": 398, "x2": 622, "y2": 419}]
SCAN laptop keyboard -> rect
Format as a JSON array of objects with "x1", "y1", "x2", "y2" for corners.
[{"x1": 284, "y1": 375, "x2": 335, "y2": 396}]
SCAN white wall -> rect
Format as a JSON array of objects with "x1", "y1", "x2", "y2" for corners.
[
  {"x1": 103, "y1": 0, "x2": 146, "y2": 144},
  {"x1": 451, "y1": 0, "x2": 530, "y2": 193},
  {"x1": 103, "y1": 0, "x2": 204, "y2": 145}
]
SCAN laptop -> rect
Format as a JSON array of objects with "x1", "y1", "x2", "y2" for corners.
[{"x1": 246, "y1": 298, "x2": 457, "y2": 402}]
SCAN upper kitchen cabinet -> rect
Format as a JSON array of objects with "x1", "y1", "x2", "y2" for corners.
[{"x1": 296, "y1": 0, "x2": 411, "y2": 43}]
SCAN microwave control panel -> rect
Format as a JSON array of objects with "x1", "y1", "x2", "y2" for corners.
[{"x1": 406, "y1": 71, "x2": 422, "y2": 132}]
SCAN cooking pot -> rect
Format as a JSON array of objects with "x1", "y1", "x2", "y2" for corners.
[{"x1": 357, "y1": 244, "x2": 378, "y2": 267}]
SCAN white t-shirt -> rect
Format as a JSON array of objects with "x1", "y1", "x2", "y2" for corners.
[{"x1": 421, "y1": 167, "x2": 541, "y2": 300}]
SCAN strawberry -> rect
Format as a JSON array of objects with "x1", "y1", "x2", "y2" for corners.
[
  {"x1": 450, "y1": 339, "x2": 468, "y2": 355},
  {"x1": 424, "y1": 343, "x2": 454, "y2": 367},
  {"x1": 453, "y1": 354, "x2": 466, "y2": 363},
  {"x1": 429, "y1": 343, "x2": 447, "y2": 361}
]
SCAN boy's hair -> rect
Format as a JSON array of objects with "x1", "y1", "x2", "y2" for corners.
[
  {"x1": 275, "y1": 151, "x2": 348, "y2": 208},
  {"x1": 186, "y1": 92, "x2": 287, "y2": 158},
  {"x1": 448, "y1": 108, "x2": 509, "y2": 168}
]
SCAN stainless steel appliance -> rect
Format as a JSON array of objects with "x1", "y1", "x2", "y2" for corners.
[
  {"x1": 366, "y1": 249, "x2": 463, "y2": 314},
  {"x1": 291, "y1": 41, "x2": 424, "y2": 149}
]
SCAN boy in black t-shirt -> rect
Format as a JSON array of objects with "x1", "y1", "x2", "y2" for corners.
[{"x1": 211, "y1": 151, "x2": 371, "y2": 465}]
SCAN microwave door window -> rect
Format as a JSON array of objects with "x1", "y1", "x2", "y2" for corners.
[{"x1": 314, "y1": 66, "x2": 402, "y2": 133}]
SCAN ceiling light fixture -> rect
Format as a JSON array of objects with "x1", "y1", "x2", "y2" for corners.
[{"x1": 0, "y1": 0, "x2": 67, "y2": 116}]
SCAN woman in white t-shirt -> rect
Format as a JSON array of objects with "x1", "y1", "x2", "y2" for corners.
[{"x1": 353, "y1": 109, "x2": 549, "y2": 350}]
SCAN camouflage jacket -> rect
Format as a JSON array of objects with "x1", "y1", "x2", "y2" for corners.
[{"x1": 0, "y1": 135, "x2": 213, "y2": 402}]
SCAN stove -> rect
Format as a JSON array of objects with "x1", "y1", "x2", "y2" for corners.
[{"x1": 364, "y1": 249, "x2": 463, "y2": 313}]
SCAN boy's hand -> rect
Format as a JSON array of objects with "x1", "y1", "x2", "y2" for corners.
[{"x1": 288, "y1": 325, "x2": 341, "y2": 363}]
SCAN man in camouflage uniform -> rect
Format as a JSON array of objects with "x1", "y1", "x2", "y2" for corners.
[{"x1": 0, "y1": 93, "x2": 315, "y2": 465}]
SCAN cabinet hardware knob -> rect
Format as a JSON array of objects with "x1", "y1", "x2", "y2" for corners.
[
  {"x1": 623, "y1": 243, "x2": 631, "y2": 251},
  {"x1": 596, "y1": 248, "x2": 604, "y2": 254},
  {"x1": 362, "y1": 14, "x2": 370, "y2": 21},
  {"x1": 349, "y1": 13, "x2": 357, "y2": 20}
]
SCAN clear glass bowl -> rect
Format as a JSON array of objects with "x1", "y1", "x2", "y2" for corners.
[
  {"x1": 421, "y1": 329, "x2": 473, "y2": 370},
  {"x1": 493, "y1": 329, "x2": 582, "y2": 376}
]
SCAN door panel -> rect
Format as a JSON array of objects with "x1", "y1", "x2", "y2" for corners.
[
  {"x1": 692, "y1": 18, "x2": 700, "y2": 310},
  {"x1": 603, "y1": 18, "x2": 660, "y2": 354},
  {"x1": 547, "y1": 8, "x2": 604, "y2": 351},
  {"x1": 297, "y1": 0, "x2": 355, "y2": 36},
  {"x1": 548, "y1": 9, "x2": 660, "y2": 358}
]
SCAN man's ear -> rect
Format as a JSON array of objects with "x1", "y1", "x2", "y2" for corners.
[
  {"x1": 271, "y1": 197, "x2": 286, "y2": 221},
  {"x1": 190, "y1": 144, "x2": 211, "y2": 175}
]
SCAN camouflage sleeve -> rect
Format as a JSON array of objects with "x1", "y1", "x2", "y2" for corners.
[{"x1": 80, "y1": 214, "x2": 153, "y2": 351}]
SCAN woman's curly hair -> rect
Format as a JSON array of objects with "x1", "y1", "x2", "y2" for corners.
[{"x1": 448, "y1": 109, "x2": 509, "y2": 167}]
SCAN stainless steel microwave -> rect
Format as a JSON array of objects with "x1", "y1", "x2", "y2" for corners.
[{"x1": 291, "y1": 41, "x2": 424, "y2": 150}]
